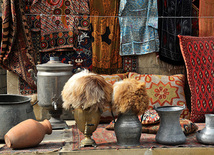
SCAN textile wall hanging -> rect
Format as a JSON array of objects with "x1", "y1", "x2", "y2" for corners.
[
  {"x1": 199, "y1": 0, "x2": 214, "y2": 37},
  {"x1": 0, "y1": 0, "x2": 36, "y2": 90},
  {"x1": 90, "y1": 0, "x2": 122, "y2": 74},
  {"x1": 18, "y1": 0, "x2": 92, "y2": 94},
  {"x1": 179, "y1": 35, "x2": 214, "y2": 122},
  {"x1": 30, "y1": 0, "x2": 90, "y2": 52},
  {"x1": 123, "y1": 56, "x2": 137, "y2": 73},
  {"x1": 158, "y1": 0, "x2": 192, "y2": 65},
  {"x1": 119, "y1": 0, "x2": 159, "y2": 56}
]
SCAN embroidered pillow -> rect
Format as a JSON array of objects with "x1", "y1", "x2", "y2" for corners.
[
  {"x1": 141, "y1": 109, "x2": 160, "y2": 125},
  {"x1": 178, "y1": 35, "x2": 214, "y2": 122},
  {"x1": 100, "y1": 73, "x2": 128, "y2": 122},
  {"x1": 101, "y1": 73, "x2": 128, "y2": 85},
  {"x1": 128, "y1": 72, "x2": 190, "y2": 119}
]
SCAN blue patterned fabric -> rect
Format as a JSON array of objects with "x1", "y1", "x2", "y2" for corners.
[{"x1": 119, "y1": 0, "x2": 159, "y2": 56}]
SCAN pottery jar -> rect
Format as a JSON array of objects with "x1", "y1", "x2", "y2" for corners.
[
  {"x1": 4, "y1": 119, "x2": 52, "y2": 149},
  {"x1": 114, "y1": 110, "x2": 142, "y2": 146}
]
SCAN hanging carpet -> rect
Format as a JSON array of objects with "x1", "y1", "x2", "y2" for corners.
[
  {"x1": 30, "y1": 0, "x2": 90, "y2": 52},
  {"x1": 0, "y1": 0, "x2": 36, "y2": 90},
  {"x1": 90, "y1": 0, "x2": 122, "y2": 74}
]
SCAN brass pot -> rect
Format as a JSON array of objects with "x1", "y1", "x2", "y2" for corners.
[{"x1": 73, "y1": 108, "x2": 101, "y2": 147}]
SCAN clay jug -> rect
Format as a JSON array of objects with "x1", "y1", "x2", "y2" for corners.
[
  {"x1": 114, "y1": 110, "x2": 142, "y2": 146},
  {"x1": 4, "y1": 119, "x2": 52, "y2": 149}
]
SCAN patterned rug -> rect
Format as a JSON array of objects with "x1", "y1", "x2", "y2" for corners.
[
  {"x1": 122, "y1": 56, "x2": 137, "y2": 73},
  {"x1": 0, "y1": 142, "x2": 64, "y2": 154},
  {"x1": 69, "y1": 123, "x2": 214, "y2": 151}
]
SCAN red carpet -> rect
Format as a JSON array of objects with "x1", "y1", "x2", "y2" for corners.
[{"x1": 70, "y1": 123, "x2": 214, "y2": 151}]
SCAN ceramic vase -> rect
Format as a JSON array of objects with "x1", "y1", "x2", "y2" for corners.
[
  {"x1": 73, "y1": 108, "x2": 101, "y2": 147},
  {"x1": 4, "y1": 119, "x2": 52, "y2": 149},
  {"x1": 155, "y1": 106, "x2": 186, "y2": 145},
  {"x1": 114, "y1": 110, "x2": 142, "y2": 146},
  {"x1": 196, "y1": 114, "x2": 214, "y2": 144}
]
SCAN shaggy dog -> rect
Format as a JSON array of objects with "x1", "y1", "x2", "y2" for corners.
[
  {"x1": 112, "y1": 78, "x2": 149, "y2": 115},
  {"x1": 61, "y1": 69, "x2": 113, "y2": 112}
]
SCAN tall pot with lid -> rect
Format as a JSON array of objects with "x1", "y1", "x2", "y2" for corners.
[{"x1": 30, "y1": 57, "x2": 73, "y2": 129}]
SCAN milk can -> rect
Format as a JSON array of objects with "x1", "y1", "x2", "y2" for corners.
[
  {"x1": 196, "y1": 114, "x2": 214, "y2": 144},
  {"x1": 29, "y1": 57, "x2": 73, "y2": 129}
]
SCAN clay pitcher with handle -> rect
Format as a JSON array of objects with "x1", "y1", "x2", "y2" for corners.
[{"x1": 4, "y1": 119, "x2": 52, "y2": 149}]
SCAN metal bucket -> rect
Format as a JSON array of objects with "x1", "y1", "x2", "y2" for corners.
[{"x1": 0, "y1": 94, "x2": 36, "y2": 140}]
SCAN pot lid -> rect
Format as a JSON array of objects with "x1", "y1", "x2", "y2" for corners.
[{"x1": 36, "y1": 57, "x2": 73, "y2": 71}]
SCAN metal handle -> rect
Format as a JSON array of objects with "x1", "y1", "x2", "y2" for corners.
[{"x1": 52, "y1": 101, "x2": 58, "y2": 110}]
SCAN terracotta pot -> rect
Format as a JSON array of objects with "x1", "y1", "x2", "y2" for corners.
[{"x1": 4, "y1": 119, "x2": 52, "y2": 149}]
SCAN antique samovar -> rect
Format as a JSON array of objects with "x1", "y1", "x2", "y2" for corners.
[{"x1": 29, "y1": 57, "x2": 73, "y2": 129}]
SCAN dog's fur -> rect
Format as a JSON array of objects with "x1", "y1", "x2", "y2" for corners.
[
  {"x1": 112, "y1": 78, "x2": 149, "y2": 115},
  {"x1": 61, "y1": 69, "x2": 113, "y2": 112}
]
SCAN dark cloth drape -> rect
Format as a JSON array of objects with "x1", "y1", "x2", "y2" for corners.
[
  {"x1": 0, "y1": 0, "x2": 36, "y2": 89},
  {"x1": 158, "y1": 0, "x2": 192, "y2": 65}
]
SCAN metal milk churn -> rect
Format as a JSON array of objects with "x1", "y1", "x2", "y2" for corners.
[
  {"x1": 30, "y1": 57, "x2": 73, "y2": 129},
  {"x1": 155, "y1": 106, "x2": 186, "y2": 145},
  {"x1": 196, "y1": 114, "x2": 214, "y2": 144}
]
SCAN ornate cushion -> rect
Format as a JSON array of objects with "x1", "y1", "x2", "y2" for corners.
[
  {"x1": 101, "y1": 73, "x2": 128, "y2": 85},
  {"x1": 100, "y1": 73, "x2": 128, "y2": 122},
  {"x1": 128, "y1": 72, "x2": 190, "y2": 119},
  {"x1": 141, "y1": 109, "x2": 160, "y2": 125},
  {"x1": 178, "y1": 35, "x2": 214, "y2": 122}
]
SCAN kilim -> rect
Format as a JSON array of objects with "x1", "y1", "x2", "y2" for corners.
[
  {"x1": 0, "y1": 0, "x2": 36, "y2": 90},
  {"x1": 30, "y1": 0, "x2": 90, "y2": 52},
  {"x1": 90, "y1": 0, "x2": 122, "y2": 74}
]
